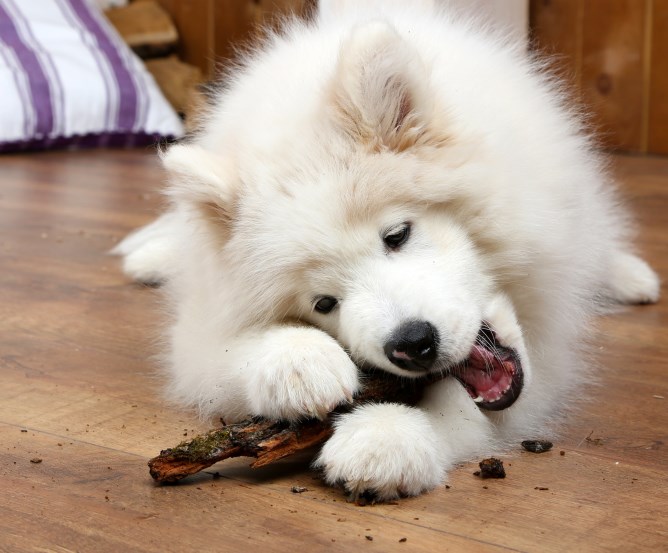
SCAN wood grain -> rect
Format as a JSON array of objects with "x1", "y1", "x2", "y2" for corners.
[
  {"x1": 144, "y1": 1, "x2": 668, "y2": 153},
  {"x1": 0, "y1": 150, "x2": 666, "y2": 552},
  {"x1": 580, "y1": 0, "x2": 648, "y2": 151},
  {"x1": 530, "y1": 0, "x2": 668, "y2": 154},
  {"x1": 529, "y1": 0, "x2": 584, "y2": 87},
  {"x1": 153, "y1": 0, "x2": 215, "y2": 77},
  {"x1": 212, "y1": 0, "x2": 313, "y2": 72},
  {"x1": 146, "y1": 0, "x2": 312, "y2": 79},
  {"x1": 648, "y1": 0, "x2": 668, "y2": 154}
]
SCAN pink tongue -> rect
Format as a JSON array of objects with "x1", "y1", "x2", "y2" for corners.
[{"x1": 460, "y1": 345, "x2": 513, "y2": 400}]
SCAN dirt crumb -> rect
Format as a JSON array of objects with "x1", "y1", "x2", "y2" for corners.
[{"x1": 521, "y1": 440, "x2": 553, "y2": 453}]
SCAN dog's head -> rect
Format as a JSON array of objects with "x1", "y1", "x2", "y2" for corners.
[{"x1": 164, "y1": 22, "x2": 528, "y2": 410}]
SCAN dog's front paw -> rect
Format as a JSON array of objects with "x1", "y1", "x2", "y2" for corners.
[
  {"x1": 246, "y1": 327, "x2": 359, "y2": 421},
  {"x1": 314, "y1": 403, "x2": 445, "y2": 501}
]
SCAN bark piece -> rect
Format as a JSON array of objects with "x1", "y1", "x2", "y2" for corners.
[
  {"x1": 148, "y1": 370, "x2": 443, "y2": 483},
  {"x1": 474, "y1": 457, "x2": 506, "y2": 479}
]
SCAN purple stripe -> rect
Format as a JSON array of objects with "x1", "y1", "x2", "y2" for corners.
[
  {"x1": 0, "y1": 131, "x2": 178, "y2": 154},
  {"x1": 55, "y1": 0, "x2": 113, "y2": 129},
  {"x1": 8, "y1": 0, "x2": 66, "y2": 136},
  {"x1": 68, "y1": 0, "x2": 137, "y2": 130},
  {"x1": 0, "y1": 44, "x2": 32, "y2": 137},
  {"x1": 0, "y1": 3, "x2": 53, "y2": 136},
  {"x1": 126, "y1": 51, "x2": 149, "y2": 132}
]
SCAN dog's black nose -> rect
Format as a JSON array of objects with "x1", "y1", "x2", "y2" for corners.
[{"x1": 384, "y1": 320, "x2": 439, "y2": 371}]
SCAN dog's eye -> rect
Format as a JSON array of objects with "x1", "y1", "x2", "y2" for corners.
[
  {"x1": 383, "y1": 223, "x2": 411, "y2": 250},
  {"x1": 314, "y1": 296, "x2": 338, "y2": 314}
]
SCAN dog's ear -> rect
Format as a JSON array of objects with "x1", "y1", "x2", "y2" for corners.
[
  {"x1": 332, "y1": 21, "x2": 445, "y2": 152},
  {"x1": 161, "y1": 144, "x2": 237, "y2": 229}
]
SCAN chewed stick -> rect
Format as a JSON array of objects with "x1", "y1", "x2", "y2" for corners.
[{"x1": 148, "y1": 370, "x2": 444, "y2": 483}]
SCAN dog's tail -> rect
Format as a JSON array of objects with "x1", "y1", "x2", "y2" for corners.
[{"x1": 318, "y1": 0, "x2": 437, "y2": 22}]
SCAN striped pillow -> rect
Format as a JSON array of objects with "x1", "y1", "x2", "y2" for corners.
[{"x1": 0, "y1": 0, "x2": 183, "y2": 152}]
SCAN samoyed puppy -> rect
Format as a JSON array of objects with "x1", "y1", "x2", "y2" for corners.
[{"x1": 115, "y1": 0, "x2": 660, "y2": 500}]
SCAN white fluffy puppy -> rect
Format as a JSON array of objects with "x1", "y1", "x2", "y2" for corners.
[{"x1": 115, "y1": 0, "x2": 660, "y2": 500}]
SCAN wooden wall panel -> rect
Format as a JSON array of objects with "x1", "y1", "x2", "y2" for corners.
[
  {"x1": 143, "y1": 0, "x2": 668, "y2": 155},
  {"x1": 147, "y1": 0, "x2": 312, "y2": 79},
  {"x1": 531, "y1": 0, "x2": 668, "y2": 155},
  {"x1": 211, "y1": 0, "x2": 256, "y2": 71},
  {"x1": 150, "y1": 0, "x2": 215, "y2": 77},
  {"x1": 580, "y1": 0, "x2": 647, "y2": 152},
  {"x1": 212, "y1": 0, "x2": 314, "y2": 70},
  {"x1": 648, "y1": 0, "x2": 668, "y2": 155},
  {"x1": 529, "y1": 0, "x2": 583, "y2": 86}
]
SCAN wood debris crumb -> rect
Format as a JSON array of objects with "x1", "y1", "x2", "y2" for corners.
[{"x1": 475, "y1": 457, "x2": 506, "y2": 479}]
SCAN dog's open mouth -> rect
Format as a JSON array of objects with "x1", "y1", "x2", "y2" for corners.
[{"x1": 451, "y1": 324, "x2": 524, "y2": 411}]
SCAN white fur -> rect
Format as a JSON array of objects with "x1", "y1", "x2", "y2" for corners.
[
  {"x1": 314, "y1": 403, "x2": 446, "y2": 499},
  {"x1": 114, "y1": 0, "x2": 660, "y2": 500}
]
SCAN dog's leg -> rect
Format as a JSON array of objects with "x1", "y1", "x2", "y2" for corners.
[
  {"x1": 168, "y1": 324, "x2": 360, "y2": 423},
  {"x1": 603, "y1": 251, "x2": 660, "y2": 305},
  {"x1": 313, "y1": 379, "x2": 495, "y2": 500},
  {"x1": 111, "y1": 211, "x2": 181, "y2": 285}
]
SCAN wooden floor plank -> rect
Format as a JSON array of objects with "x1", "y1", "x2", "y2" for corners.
[
  {"x1": 1, "y1": 150, "x2": 666, "y2": 552},
  {"x1": 2, "y1": 425, "x2": 515, "y2": 553}
]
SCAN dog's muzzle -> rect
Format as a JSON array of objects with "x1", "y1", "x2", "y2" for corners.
[
  {"x1": 384, "y1": 321, "x2": 524, "y2": 411},
  {"x1": 384, "y1": 320, "x2": 439, "y2": 372}
]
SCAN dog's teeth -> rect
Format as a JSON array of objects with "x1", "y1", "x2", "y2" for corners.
[{"x1": 473, "y1": 395, "x2": 485, "y2": 403}]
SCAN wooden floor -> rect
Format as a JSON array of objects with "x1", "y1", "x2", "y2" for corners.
[{"x1": 1, "y1": 149, "x2": 666, "y2": 552}]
